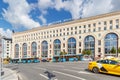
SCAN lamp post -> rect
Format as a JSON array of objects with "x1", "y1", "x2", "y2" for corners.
[
  {"x1": 0, "y1": 53, "x2": 3, "y2": 80},
  {"x1": 0, "y1": 36, "x2": 3, "y2": 80},
  {"x1": 0, "y1": 55, "x2": 2, "y2": 80},
  {"x1": 0, "y1": 38, "x2": 2, "y2": 80}
]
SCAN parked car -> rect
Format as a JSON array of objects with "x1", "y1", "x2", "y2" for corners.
[
  {"x1": 82, "y1": 57, "x2": 93, "y2": 61},
  {"x1": 27, "y1": 60, "x2": 32, "y2": 63},
  {"x1": 41, "y1": 59, "x2": 49, "y2": 62},
  {"x1": 88, "y1": 58, "x2": 120, "y2": 76},
  {"x1": 33, "y1": 59, "x2": 40, "y2": 63}
]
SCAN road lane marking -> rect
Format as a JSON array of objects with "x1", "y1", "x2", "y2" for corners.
[
  {"x1": 63, "y1": 69, "x2": 93, "y2": 75},
  {"x1": 40, "y1": 74, "x2": 49, "y2": 79},
  {"x1": 78, "y1": 71, "x2": 92, "y2": 74},
  {"x1": 47, "y1": 65, "x2": 64, "y2": 68},
  {"x1": 33, "y1": 67, "x2": 47, "y2": 71},
  {"x1": 53, "y1": 71, "x2": 86, "y2": 80},
  {"x1": 63, "y1": 69, "x2": 78, "y2": 72},
  {"x1": 71, "y1": 67, "x2": 85, "y2": 70},
  {"x1": 40, "y1": 74, "x2": 58, "y2": 80}
]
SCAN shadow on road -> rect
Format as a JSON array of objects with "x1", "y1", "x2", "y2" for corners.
[
  {"x1": 44, "y1": 71, "x2": 56, "y2": 80},
  {"x1": 84, "y1": 69, "x2": 92, "y2": 72},
  {"x1": 84, "y1": 68, "x2": 120, "y2": 77}
]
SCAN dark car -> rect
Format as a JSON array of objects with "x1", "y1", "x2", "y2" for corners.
[{"x1": 41, "y1": 59, "x2": 49, "y2": 62}]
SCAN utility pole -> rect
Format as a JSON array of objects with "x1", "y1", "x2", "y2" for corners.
[
  {"x1": 0, "y1": 56, "x2": 2, "y2": 80},
  {"x1": 0, "y1": 36, "x2": 3, "y2": 80},
  {"x1": 0, "y1": 54, "x2": 3, "y2": 80},
  {"x1": 0, "y1": 36, "x2": 4, "y2": 80}
]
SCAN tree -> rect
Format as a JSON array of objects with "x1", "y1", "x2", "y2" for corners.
[
  {"x1": 60, "y1": 51, "x2": 67, "y2": 62},
  {"x1": 117, "y1": 47, "x2": 120, "y2": 53},
  {"x1": 82, "y1": 49, "x2": 91, "y2": 55},
  {"x1": 60, "y1": 51, "x2": 67, "y2": 57},
  {"x1": 60, "y1": 51, "x2": 64, "y2": 58},
  {"x1": 82, "y1": 49, "x2": 86, "y2": 55},
  {"x1": 110, "y1": 47, "x2": 116, "y2": 54},
  {"x1": 86, "y1": 50, "x2": 91, "y2": 55}
]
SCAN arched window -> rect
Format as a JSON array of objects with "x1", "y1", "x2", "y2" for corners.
[
  {"x1": 22, "y1": 43, "x2": 27, "y2": 58},
  {"x1": 42, "y1": 41, "x2": 48, "y2": 57},
  {"x1": 104, "y1": 33, "x2": 118, "y2": 54},
  {"x1": 68, "y1": 37, "x2": 76, "y2": 54},
  {"x1": 54, "y1": 39, "x2": 61, "y2": 56},
  {"x1": 15, "y1": 44, "x2": 19, "y2": 58},
  {"x1": 31, "y1": 42, "x2": 37, "y2": 57},
  {"x1": 84, "y1": 35, "x2": 95, "y2": 56}
]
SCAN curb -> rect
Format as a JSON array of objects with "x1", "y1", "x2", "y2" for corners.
[
  {"x1": 17, "y1": 73, "x2": 23, "y2": 80},
  {"x1": 2, "y1": 68, "x2": 18, "y2": 80}
]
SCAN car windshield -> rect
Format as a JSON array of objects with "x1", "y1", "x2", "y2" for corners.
[{"x1": 97, "y1": 59, "x2": 120, "y2": 65}]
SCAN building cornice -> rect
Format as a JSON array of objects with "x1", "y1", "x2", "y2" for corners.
[{"x1": 13, "y1": 11, "x2": 120, "y2": 35}]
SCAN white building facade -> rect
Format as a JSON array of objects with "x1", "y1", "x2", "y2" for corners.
[
  {"x1": 2, "y1": 38, "x2": 12, "y2": 59},
  {"x1": 12, "y1": 11, "x2": 120, "y2": 60}
]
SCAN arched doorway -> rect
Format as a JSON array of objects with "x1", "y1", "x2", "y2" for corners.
[
  {"x1": 22, "y1": 43, "x2": 27, "y2": 58},
  {"x1": 84, "y1": 35, "x2": 95, "y2": 57},
  {"x1": 31, "y1": 42, "x2": 37, "y2": 57},
  {"x1": 41, "y1": 41, "x2": 48, "y2": 58},
  {"x1": 15, "y1": 44, "x2": 19, "y2": 58},
  {"x1": 54, "y1": 39, "x2": 61, "y2": 56},
  {"x1": 68, "y1": 37, "x2": 76, "y2": 54},
  {"x1": 104, "y1": 33, "x2": 118, "y2": 56}
]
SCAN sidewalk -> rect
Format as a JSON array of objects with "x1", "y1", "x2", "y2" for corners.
[{"x1": 2, "y1": 68, "x2": 18, "y2": 80}]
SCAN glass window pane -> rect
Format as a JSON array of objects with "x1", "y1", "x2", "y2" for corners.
[
  {"x1": 104, "y1": 33, "x2": 118, "y2": 54},
  {"x1": 53, "y1": 39, "x2": 61, "y2": 56},
  {"x1": 68, "y1": 38, "x2": 76, "y2": 54}
]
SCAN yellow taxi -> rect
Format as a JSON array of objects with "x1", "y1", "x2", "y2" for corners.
[{"x1": 88, "y1": 58, "x2": 120, "y2": 75}]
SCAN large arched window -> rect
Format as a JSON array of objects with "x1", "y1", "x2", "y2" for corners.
[
  {"x1": 84, "y1": 35, "x2": 95, "y2": 56},
  {"x1": 104, "y1": 33, "x2": 118, "y2": 54},
  {"x1": 54, "y1": 39, "x2": 61, "y2": 56},
  {"x1": 15, "y1": 44, "x2": 19, "y2": 58},
  {"x1": 31, "y1": 42, "x2": 37, "y2": 57},
  {"x1": 68, "y1": 37, "x2": 76, "y2": 54},
  {"x1": 42, "y1": 41, "x2": 48, "y2": 57},
  {"x1": 22, "y1": 43, "x2": 27, "y2": 58}
]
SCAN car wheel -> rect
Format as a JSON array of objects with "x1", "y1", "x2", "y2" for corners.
[{"x1": 92, "y1": 67, "x2": 99, "y2": 73}]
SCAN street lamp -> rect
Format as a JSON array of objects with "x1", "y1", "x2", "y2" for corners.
[
  {"x1": 0, "y1": 36, "x2": 4, "y2": 80},
  {"x1": 0, "y1": 54, "x2": 3, "y2": 80},
  {"x1": 0, "y1": 56, "x2": 1, "y2": 80}
]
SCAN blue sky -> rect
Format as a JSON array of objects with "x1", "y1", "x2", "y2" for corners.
[{"x1": 0, "y1": 0, "x2": 120, "y2": 38}]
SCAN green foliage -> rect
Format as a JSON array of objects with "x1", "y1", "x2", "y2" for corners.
[
  {"x1": 60, "y1": 52, "x2": 62, "y2": 56},
  {"x1": 60, "y1": 51, "x2": 67, "y2": 56},
  {"x1": 110, "y1": 47, "x2": 116, "y2": 54},
  {"x1": 86, "y1": 50, "x2": 91, "y2": 55},
  {"x1": 82, "y1": 49, "x2": 86, "y2": 55},
  {"x1": 117, "y1": 47, "x2": 120, "y2": 53},
  {"x1": 82, "y1": 49, "x2": 91, "y2": 55}
]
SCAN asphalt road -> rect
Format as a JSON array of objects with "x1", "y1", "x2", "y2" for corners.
[{"x1": 5, "y1": 61, "x2": 120, "y2": 80}]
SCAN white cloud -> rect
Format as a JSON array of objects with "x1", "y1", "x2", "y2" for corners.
[
  {"x1": 37, "y1": 0, "x2": 117, "y2": 20},
  {"x1": 61, "y1": 0, "x2": 83, "y2": 19},
  {"x1": 39, "y1": 15, "x2": 47, "y2": 24},
  {"x1": 2, "y1": 0, "x2": 40, "y2": 29},
  {"x1": 54, "y1": 0, "x2": 64, "y2": 11},
  {"x1": 111, "y1": 0, "x2": 120, "y2": 12},
  {"x1": 0, "y1": 28, "x2": 12, "y2": 38},
  {"x1": 37, "y1": 0, "x2": 83, "y2": 20},
  {"x1": 82, "y1": 0, "x2": 113, "y2": 18},
  {"x1": 37, "y1": 0, "x2": 55, "y2": 24},
  {"x1": 38, "y1": 0, "x2": 54, "y2": 11},
  {"x1": 2, "y1": 0, "x2": 120, "y2": 30},
  {"x1": 53, "y1": 0, "x2": 114, "y2": 19}
]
